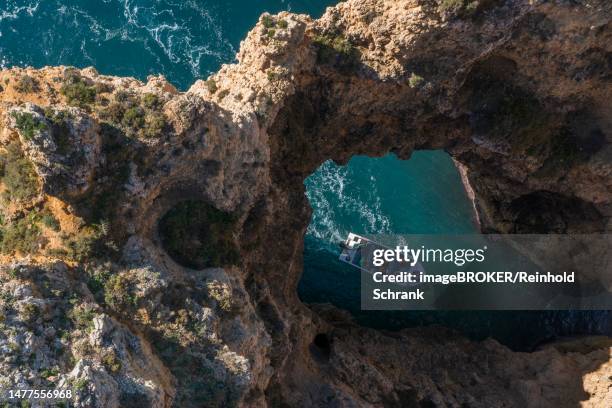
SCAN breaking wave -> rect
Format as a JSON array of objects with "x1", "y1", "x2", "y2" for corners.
[
  {"x1": 0, "y1": 0, "x2": 234, "y2": 89},
  {"x1": 305, "y1": 159, "x2": 392, "y2": 250},
  {"x1": 0, "y1": 0, "x2": 334, "y2": 87}
]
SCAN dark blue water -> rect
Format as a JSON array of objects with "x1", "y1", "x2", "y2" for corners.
[
  {"x1": 0, "y1": 0, "x2": 334, "y2": 90},
  {"x1": 2, "y1": 0, "x2": 608, "y2": 350},
  {"x1": 299, "y1": 153, "x2": 612, "y2": 350},
  {"x1": 300, "y1": 152, "x2": 477, "y2": 309}
]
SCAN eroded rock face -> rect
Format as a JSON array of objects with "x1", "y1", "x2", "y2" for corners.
[
  {"x1": 0, "y1": 1, "x2": 610, "y2": 407},
  {"x1": 0, "y1": 263, "x2": 174, "y2": 407},
  {"x1": 7, "y1": 103, "x2": 100, "y2": 198}
]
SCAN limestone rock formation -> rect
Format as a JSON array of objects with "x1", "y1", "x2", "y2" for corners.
[
  {"x1": 0, "y1": 0, "x2": 610, "y2": 407},
  {"x1": 7, "y1": 103, "x2": 101, "y2": 198}
]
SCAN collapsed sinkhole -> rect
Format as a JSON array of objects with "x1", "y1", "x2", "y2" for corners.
[{"x1": 158, "y1": 199, "x2": 239, "y2": 270}]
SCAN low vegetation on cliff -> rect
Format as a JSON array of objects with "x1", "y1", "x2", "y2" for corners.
[
  {"x1": 262, "y1": 14, "x2": 288, "y2": 38},
  {"x1": 100, "y1": 90, "x2": 168, "y2": 139},
  {"x1": 14, "y1": 74, "x2": 40, "y2": 94},
  {"x1": 0, "y1": 210, "x2": 43, "y2": 254},
  {"x1": 10, "y1": 111, "x2": 47, "y2": 140},
  {"x1": 0, "y1": 141, "x2": 40, "y2": 202},
  {"x1": 60, "y1": 70, "x2": 97, "y2": 108},
  {"x1": 438, "y1": 0, "x2": 493, "y2": 18},
  {"x1": 312, "y1": 32, "x2": 359, "y2": 69}
]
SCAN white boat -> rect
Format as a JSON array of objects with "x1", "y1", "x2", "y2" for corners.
[{"x1": 339, "y1": 233, "x2": 423, "y2": 287}]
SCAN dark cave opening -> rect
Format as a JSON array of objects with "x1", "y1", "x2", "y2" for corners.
[
  {"x1": 158, "y1": 199, "x2": 239, "y2": 270},
  {"x1": 310, "y1": 333, "x2": 332, "y2": 362}
]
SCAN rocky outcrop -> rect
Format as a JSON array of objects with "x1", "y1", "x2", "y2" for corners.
[
  {"x1": 0, "y1": 0, "x2": 610, "y2": 407},
  {"x1": 0, "y1": 263, "x2": 174, "y2": 407},
  {"x1": 7, "y1": 103, "x2": 100, "y2": 198}
]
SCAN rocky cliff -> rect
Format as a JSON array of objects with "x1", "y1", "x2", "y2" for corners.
[{"x1": 0, "y1": 0, "x2": 610, "y2": 407}]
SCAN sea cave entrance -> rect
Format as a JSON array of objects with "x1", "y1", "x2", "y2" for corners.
[
  {"x1": 299, "y1": 150, "x2": 611, "y2": 351},
  {"x1": 298, "y1": 150, "x2": 476, "y2": 308}
]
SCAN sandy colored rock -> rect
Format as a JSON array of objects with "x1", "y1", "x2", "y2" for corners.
[{"x1": 0, "y1": 1, "x2": 610, "y2": 407}]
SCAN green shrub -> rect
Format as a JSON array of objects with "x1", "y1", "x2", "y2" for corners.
[
  {"x1": 439, "y1": 0, "x2": 463, "y2": 11},
  {"x1": 61, "y1": 228, "x2": 100, "y2": 262},
  {"x1": 158, "y1": 200, "x2": 239, "y2": 269},
  {"x1": 100, "y1": 92, "x2": 168, "y2": 139},
  {"x1": 101, "y1": 102, "x2": 126, "y2": 123},
  {"x1": 46, "y1": 247, "x2": 68, "y2": 258},
  {"x1": 103, "y1": 273, "x2": 134, "y2": 310},
  {"x1": 267, "y1": 71, "x2": 279, "y2": 81},
  {"x1": 205, "y1": 79, "x2": 218, "y2": 94},
  {"x1": 101, "y1": 351, "x2": 122, "y2": 373},
  {"x1": 408, "y1": 73, "x2": 424, "y2": 88},
  {"x1": 218, "y1": 89, "x2": 229, "y2": 100},
  {"x1": 313, "y1": 34, "x2": 352, "y2": 55},
  {"x1": 43, "y1": 108, "x2": 70, "y2": 125},
  {"x1": 438, "y1": 0, "x2": 480, "y2": 15},
  {"x1": 142, "y1": 93, "x2": 160, "y2": 109},
  {"x1": 41, "y1": 211, "x2": 61, "y2": 231},
  {"x1": 0, "y1": 211, "x2": 43, "y2": 255},
  {"x1": 11, "y1": 111, "x2": 47, "y2": 140},
  {"x1": 94, "y1": 82, "x2": 114, "y2": 94},
  {"x1": 68, "y1": 304, "x2": 96, "y2": 331},
  {"x1": 142, "y1": 112, "x2": 167, "y2": 138},
  {"x1": 21, "y1": 303, "x2": 39, "y2": 322},
  {"x1": 60, "y1": 74, "x2": 96, "y2": 108},
  {"x1": 73, "y1": 378, "x2": 88, "y2": 391},
  {"x1": 207, "y1": 282, "x2": 233, "y2": 313},
  {"x1": 262, "y1": 15, "x2": 275, "y2": 29},
  {"x1": 86, "y1": 267, "x2": 111, "y2": 296},
  {"x1": 121, "y1": 106, "x2": 145, "y2": 129},
  {"x1": 40, "y1": 368, "x2": 59, "y2": 379},
  {"x1": 15, "y1": 75, "x2": 39, "y2": 93},
  {"x1": 261, "y1": 15, "x2": 288, "y2": 38},
  {"x1": 114, "y1": 90, "x2": 130, "y2": 102},
  {"x1": 312, "y1": 33, "x2": 359, "y2": 68},
  {"x1": 0, "y1": 141, "x2": 39, "y2": 202}
]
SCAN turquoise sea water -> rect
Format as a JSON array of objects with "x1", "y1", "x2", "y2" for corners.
[
  {"x1": 0, "y1": 0, "x2": 334, "y2": 90},
  {"x1": 299, "y1": 151, "x2": 475, "y2": 322},
  {"x1": 300, "y1": 153, "x2": 611, "y2": 349},
  {"x1": 300, "y1": 151, "x2": 477, "y2": 314},
  {"x1": 2, "y1": 0, "x2": 608, "y2": 350}
]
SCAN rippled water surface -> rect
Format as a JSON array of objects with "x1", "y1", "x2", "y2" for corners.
[
  {"x1": 300, "y1": 151, "x2": 477, "y2": 313},
  {"x1": 300, "y1": 152, "x2": 611, "y2": 350},
  {"x1": 0, "y1": 0, "x2": 334, "y2": 90}
]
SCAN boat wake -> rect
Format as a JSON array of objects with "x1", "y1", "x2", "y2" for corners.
[{"x1": 305, "y1": 158, "x2": 392, "y2": 253}]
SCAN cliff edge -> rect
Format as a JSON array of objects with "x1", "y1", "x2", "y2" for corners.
[{"x1": 0, "y1": 0, "x2": 611, "y2": 407}]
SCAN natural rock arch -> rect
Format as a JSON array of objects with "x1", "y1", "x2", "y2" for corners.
[
  {"x1": 218, "y1": 1, "x2": 611, "y2": 405},
  {"x1": 0, "y1": 1, "x2": 610, "y2": 407}
]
